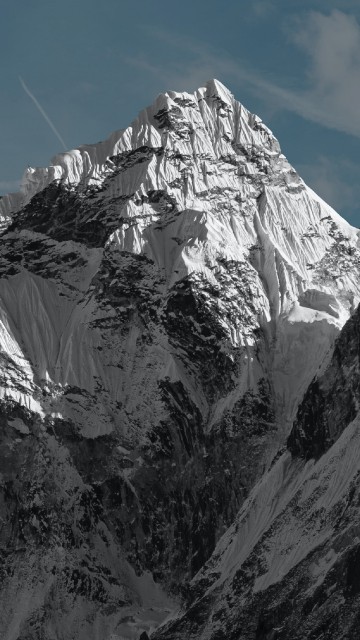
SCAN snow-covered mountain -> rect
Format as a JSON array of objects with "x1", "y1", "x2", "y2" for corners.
[{"x1": 1, "y1": 79, "x2": 360, "y2": 639}]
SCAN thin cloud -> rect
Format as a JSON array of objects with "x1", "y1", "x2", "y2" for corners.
[
  {"x1": 19, "y1": 76, "x2": 68, "y2": 150},
  {"x1": 252, "y1": 2, "x2": 275, "y2": 18},
  {"x1": 284, "y1": 10, "x2": 360, "y2": 136},
  {"x1": 298, "y1": 155, "x2": 360, "y2": 218},
  {"x1": 133, "y1": 16, "x2": 360, "y2": 139},
  {"x1": 123, "y1": 30, "x2": 289, "y2": 100},
  {"x1": 0, "y1": 179, "x2": 21, "y2": 193}
]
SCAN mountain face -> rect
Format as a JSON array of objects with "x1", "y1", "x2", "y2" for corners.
[
  {"x1": 288, "y1": 304, "x2": 360, "y2": 460},
  {"x1": 155, "y1": 304, "x2": 360, "y2": 640},
  {"x1": 1, "y1": 79, "x2": 360, "y2": 639}
]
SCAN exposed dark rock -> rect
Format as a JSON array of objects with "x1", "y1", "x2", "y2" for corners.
[
  {"x1": 6, "y1": 182, "x2": 132, "y2": 247},
  {"x1": 288, "y1": 304, "x2": 360, "y2": 459},
  {"x1": 108, "y1": 145, "x2": 163, "y2": 171}
]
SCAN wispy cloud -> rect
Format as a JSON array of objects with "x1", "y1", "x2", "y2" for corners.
[
  {"x1": 252, "y1": 2, "x2": 275, "y2": 18},
  {"x1": 128, "y1": 13, "x2": 360, "y2": 139},
  {"x1": 284, "y1": 10, "x2": 360, "y2": 136},
  {"x1": 123, "y1": 29, "x2": 292, "y2": 104},
  {"x1": 0, "y1": 179, "x2": 21, "y2": 194},
  {"x1": 298, "y1": 155, "x2": 360, "y2": 218},
  {"x1": 19, "y1": 76, "x2": 68, "y2": 150}
]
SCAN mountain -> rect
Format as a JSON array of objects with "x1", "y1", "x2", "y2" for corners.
[{"x1": 0, "y1": 79, "x2": 360, "y2": 639}]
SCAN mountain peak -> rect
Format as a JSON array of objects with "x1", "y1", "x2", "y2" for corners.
[
  {"x1": 0, "y1": 80, "x2": 276, "y2": 221},
  {"x1": 204, "y1": 77, "x2": 233, "y2": 101}
]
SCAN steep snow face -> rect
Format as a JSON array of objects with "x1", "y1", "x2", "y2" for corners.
[{"x1": 1, "y1": 79, "x2": 360, "y2": 638}]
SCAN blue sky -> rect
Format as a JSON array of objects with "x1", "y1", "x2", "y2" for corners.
[{"x1": 2, "y1": 0, "x2": 360, "y2": 224}]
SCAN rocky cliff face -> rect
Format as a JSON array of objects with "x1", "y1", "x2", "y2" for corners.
[
  {"x1": 154, "y1": 305, "x2": 360, "y2": 640},
  {"x1": 288, "y1": 303, "x2": 360, "y2": 459},
  {"x1": 1, "y1": 79, "x2": 360, "y2": 639}
]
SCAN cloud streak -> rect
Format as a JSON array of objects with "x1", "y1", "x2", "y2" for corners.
[
  {"x1": 0, "y1": 179, "x2": 21, "y2": 194},
  {"x1": 299, "y1": 156, "x2": 360, "y2": 212},
  {"x1": 133, "y1": 13, "x2": 360, "y2": 140},
  {"x1": 251, "y1": 2, "x2": 275, "y2": 18},
  {"x1": 284, "y1": 10, "x2": 360, "y2": 137},
  {"x1": 19, "y1": 76, "x2": 67, "y2": 150}
]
